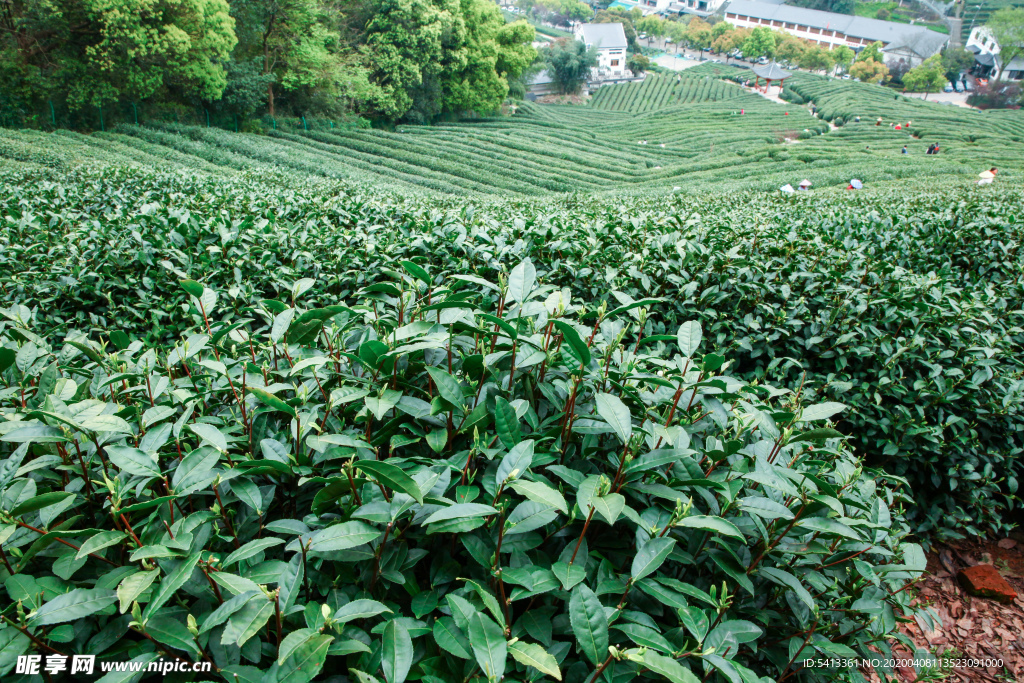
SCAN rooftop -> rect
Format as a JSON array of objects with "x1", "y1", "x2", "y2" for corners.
[
  {"x1": 578, "y1": 22, "x2": 629, "y2": 50},
  {"x1": 752, "y1": 62, "x2": 792, "y2": 80}
]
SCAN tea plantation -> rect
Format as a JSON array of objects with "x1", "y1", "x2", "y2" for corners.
[
  {"x1": 4, "y1": 67, "x2": 1024, "y2": 195},
  {"x1": 1, "y1": 70, "x2": 1022, "y2": 683}
]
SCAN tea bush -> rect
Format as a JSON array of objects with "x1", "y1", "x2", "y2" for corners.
[
  {"x1": 0, "y1": 260, "x2": 930, "y2": 683},
  {"x1": 3, "y1": 166, "x2": 1021, "y2": 537}
]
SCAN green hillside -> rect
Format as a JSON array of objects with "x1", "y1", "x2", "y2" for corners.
[{"x1": 4, "y1": 68, "x2": 1021, "y2": 196}]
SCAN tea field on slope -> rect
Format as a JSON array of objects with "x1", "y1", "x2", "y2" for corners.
[
  {"x1": 3, "y1": 67, "x2": 1023, "y2": 196},
  {"x1": 2, "y1": 69, "x2": 1024, "y2": 683}
]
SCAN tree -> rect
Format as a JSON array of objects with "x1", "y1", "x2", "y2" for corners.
[
  {"x1": 686, "y1": 18, "x2": 713, "y2": 57},
  {"x1": 887, "y1": 59, "x2": 911, "y2": 85},
  {"x1": 439, "y1": 2, "x2": 538, "y2": 117},
  {"x1": 987, "y1": 9, "x2": 1024, "y2": 80},
  {"x1": 941, "y1": 46, "x2": 975, "y2": 83},
  {"x1": 902, "y1": 54, "x2": 947, "y2": 98},
  {"x1": 711, "y1": 21, "x2": 733, "y2": 40},
  {"x1": 775, "y1": 36, "x2": 806, "y2": 63},
  {"x1": 627, "y1": 52, "x2": 650, "y2": 76},
  {"x1": 741, "y1": 26, "x2": 775, "y2": 59},
  {"x1": 799, "y1": 45, "x2": 834, "y2": 73},
  {"x1": 713, "y1": 28, "x2": 749, "y2": 59},
  {"x1": 849, "y1": 58, "x2": 888, "y2": 83},
  {"x1": 565, "y1": 2, "x2": 593, "y2": 24},
  {"x1": 666, "y1": 21, "x2": 689, "y2": 53},
  {"x1": 232, "y1": 0, "x2": 352, "y2": 116},
  {"x1": 876, "y1": 8, "x2": 890, "y2": 20},
  {"x1": 0, "y1": 0, "x2": 236, "y2": 110},
  {"x1": 858, "y1": 41, "x2": 885, "y2": 64},
  {"x1": 636, "y1": 16, "x2": 667, "y2": 41},
  {"x1": 215, "y1": 58, "x2": 275, "y2": 119},
  {"x1": 543, "y1": 37, "x2": 597, "y2": 94},
  {"x1": 361, "y1": 0, "x2": 457, "y2": 119},
  {"x1": 832, "y1": 45, "x2": 855, "y2": 74},
  {"x1": 967, "y1": 80, "x2": 1022, "y2": 108}
]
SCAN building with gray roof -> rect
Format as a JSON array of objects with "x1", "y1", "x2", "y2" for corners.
[
  {"x1": 575, "y1": 23, "x2": 630, "y2": 77},
  {"x1": 721, "y1": 0, "x2": 948, "y2": 67}
]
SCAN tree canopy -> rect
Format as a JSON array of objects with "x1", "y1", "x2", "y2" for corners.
[
  {"x1": 850, "y1": 57, "x2": 888, "y2": 84},
  {"x1": 0, "y1": 0, "x2": 536, "y2": 123},
  {"x1": 0, "y1": 0, "x2": 237, "y2": 108},
  {"x1": 902, "y1": 54, "x2": 946, "y2": 97},
  {"x1": 857, "y1": 41, "x2": 885, "y2": 64},
  {"x1": 741, "y1": 27, "x2": 776, "y2": 59},
  {"x1": 542, "y1": 37, "x2": 597, "y2": 95}
]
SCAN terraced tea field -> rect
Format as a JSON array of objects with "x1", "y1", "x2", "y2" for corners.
[
  {"x1": 588, "y1": 72, "x2": 746, "y2": 111},
  {"x1": 2, "y1": 66, "x2": 1022, "y2": 196}
]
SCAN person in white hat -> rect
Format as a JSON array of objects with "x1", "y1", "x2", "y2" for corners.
[
  {"x1": 977, "y1": 168, "x2": 997, "y2": 185},
  {"x1": 797, "y1": 179, "x2": 812, "y2": 190}
]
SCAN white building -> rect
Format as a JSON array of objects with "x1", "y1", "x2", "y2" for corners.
[
  {"x1": 575, "y1": 23, "x2": 629, "y2": 78},
  {"x1": 721, "y1": 0, "x2": 948, "y2": 67},
  {"x1": 966, "y1": 26, "x2": 1024, "y2": 81}
]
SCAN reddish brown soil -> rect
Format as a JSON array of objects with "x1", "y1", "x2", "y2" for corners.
[{"x1": 864, "y1": 533, "x2": 1024, "y2": 682}]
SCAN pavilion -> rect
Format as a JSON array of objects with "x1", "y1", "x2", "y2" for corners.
[{"x1": 751, "y1": 63, "x2": 792, "y2": 94}]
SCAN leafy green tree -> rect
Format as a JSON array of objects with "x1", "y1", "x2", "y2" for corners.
[
  {"x1": 361, "y1": 0, "x2": 458, "y2": 119},
  {"x1": 0, "y1": 0, "x2": 236, "y2": 109},
  {"x1": 362, "y1": 0, "x2": 534, "y2": 121},
  {"x1": 231, "y1": 0, "x2": 343, "y2": 116},
  {"x1": 987, "y1": 9, "x2": 1024, "y2": 80},
  {"x1": 711, "y1": 21, "x2": 733, "y2": 40},
  {"x1": 635, "y1": 16, "x2": 666, "y2": 40},
  {"x1": 832, "y1": 45, "x2": 855, "y2": 74},
  {"x1": 666, "y1": 21, "x2": 689, "y2": 53},
  {"x1": 940, "y1": 47, "x2": 974, "y2": 84},
  {"x1": 849, "y1": 57, "x2": 888, "y2": 83},
  {"x1": 440, "y1": 3, "x2": 537, "y2": 116},
  {"x1": 798, "y1": 45, "x2": 834, "y2": 73},
  {"x1": 216, "y1": 58, "x2": 275, "y2": 119},
  {"x1": 542, "y1": 37, "x2": 597, "y2": 94},
  {"x1": 775, "y1": 36, "x2": 806, "y2": 63},
  {"x1": 902, "y1": 53, "x2": 946, "y2": 98},
  {"x1": 565, "y1": 2, "x2": 593, "y2": 24},
  {"x1": 627, "y1": 52, "x2": 649, "y2": 76},
  {"x1": 686, "y1": 18, "x2": 713, "y2": 56},
  {"x1": 858, "y1": 41, "x2": 885, "y2": 64},
  {"x1": 713, "y1": 28, "x2": 748, "y2": 58},
  {"x1": 741, "y1": 26, "x2": 775, "y2": 59}
]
